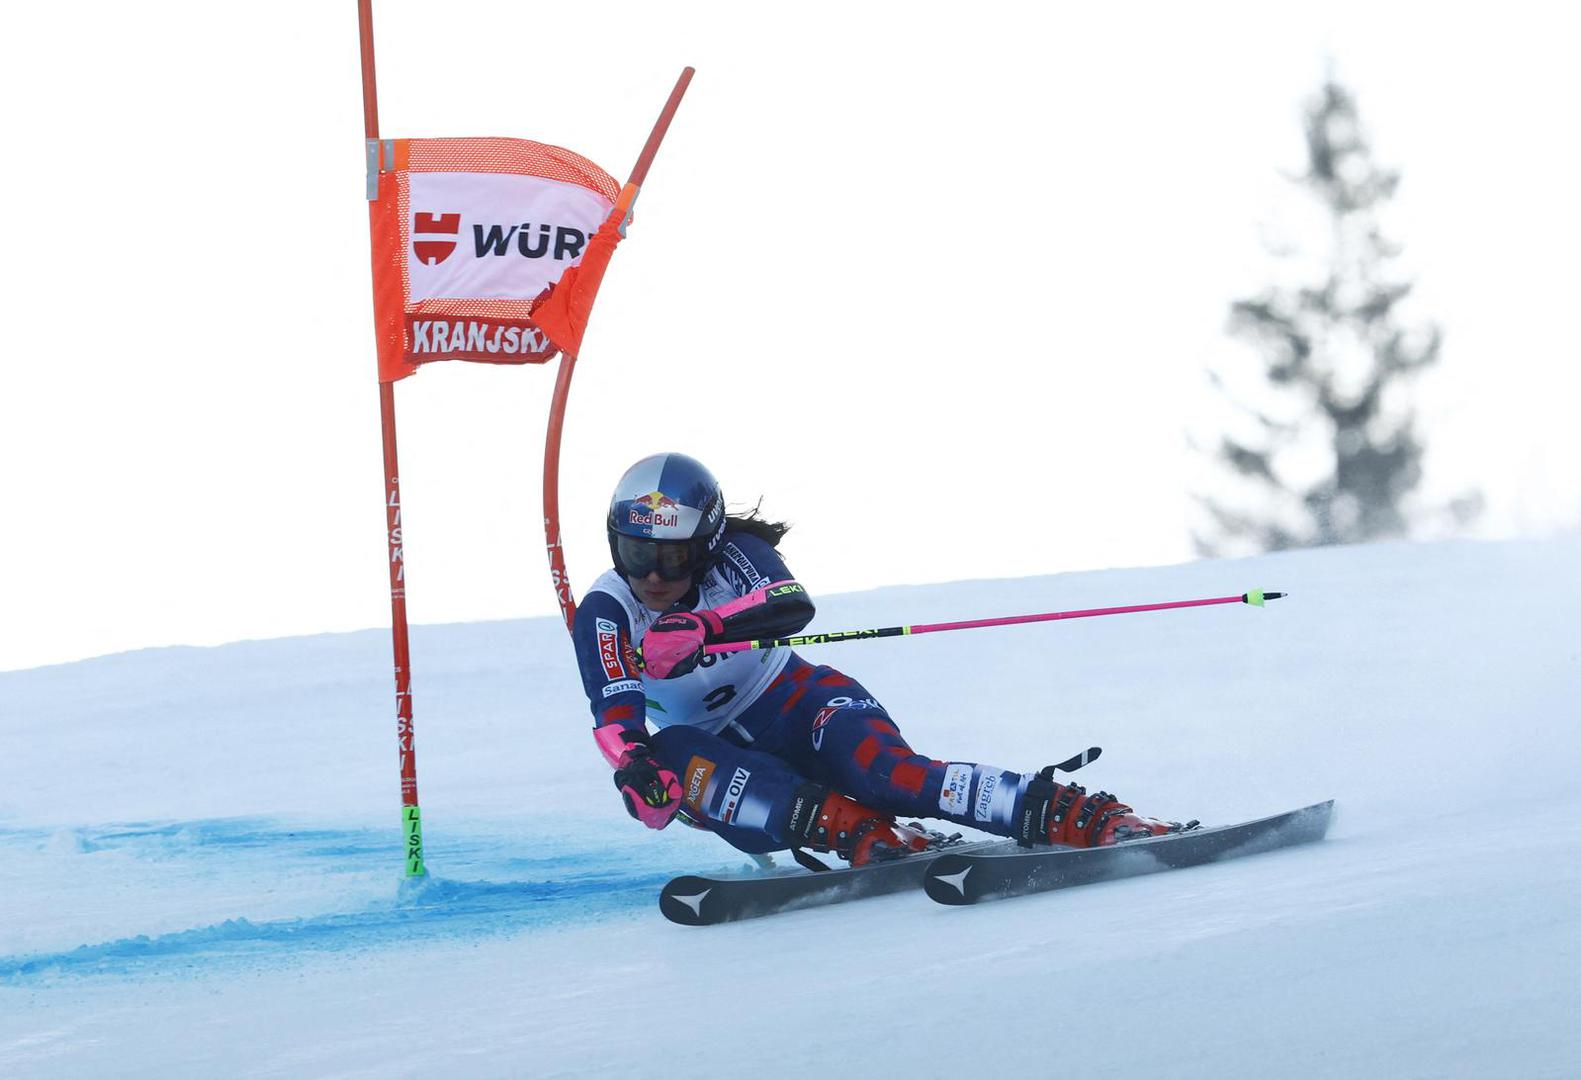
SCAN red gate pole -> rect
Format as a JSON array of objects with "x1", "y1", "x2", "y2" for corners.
[
  {"x1": 541, "y1": 68, "x2": 695, "y2": 636},
  {"x1": 543, "y1": 351, "x2": 579, "y2": 633},
  {"x1": 359, "y1": 0, "x2": 425, "y2": 878}
]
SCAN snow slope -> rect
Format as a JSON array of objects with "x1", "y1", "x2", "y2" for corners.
[{"x1": 3, "y1": 538, "x2": 1579, "y2": 1078}]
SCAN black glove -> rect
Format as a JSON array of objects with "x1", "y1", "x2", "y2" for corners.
[{"x1": 612, "y1": 748, "x2": 682, "y2": 829}]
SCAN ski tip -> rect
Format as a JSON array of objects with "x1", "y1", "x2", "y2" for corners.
[{"x1": 1243, "y1": 589, "x2": 1286, "y2": 607}]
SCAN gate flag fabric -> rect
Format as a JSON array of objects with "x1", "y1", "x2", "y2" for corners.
[
  {"x1": 368, "y1": 137, "x2": 621, "y2": 383},
  {"x1": 528, "y1": 188, "x2": 634, "y2": 363}
]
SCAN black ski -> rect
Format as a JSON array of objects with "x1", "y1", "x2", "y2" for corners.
[
  {"x1": 923, "y1": 799, "x2": 1334, "y2": 907},
  {"x1": 660, "y1": 747, "x2": 1106, "y2": 925},
  {"x1": 660, "y1": 839, "x2": 1000, "y2": 926}
]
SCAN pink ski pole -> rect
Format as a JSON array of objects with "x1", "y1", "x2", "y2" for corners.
[{"x1": 704, "y1": 590, "x2": 1284, "y2": 655}]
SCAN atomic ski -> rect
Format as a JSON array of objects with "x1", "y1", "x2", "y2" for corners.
[
  {"x1": 923, "y1": 799, "x2": 1335, "y2": 907},
  {"x1": 660, "y1": 748, "x2": 1110, "y2": 925},
  {"x1": 660, "y1": 839, "x2": 999, "y2": 926}
]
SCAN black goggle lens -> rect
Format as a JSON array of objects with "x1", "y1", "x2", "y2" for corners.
[{"x1": 616, "y1": 535, "x2": 703, "y2": 582}]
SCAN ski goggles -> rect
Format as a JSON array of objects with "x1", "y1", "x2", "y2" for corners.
[{"x1": 615, "y1": 534, "x2": 709, "y2": 582}]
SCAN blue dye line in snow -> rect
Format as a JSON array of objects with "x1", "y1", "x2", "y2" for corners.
[
  {"x1": 8, "y1": 818, "x2": 394, "y2": 859},
  {"x1": 0, "y1": 871, "x2": 674, "y2": 981},
  {"x1": 1, "y1": 818, "x2": 720, "y2": 983}
]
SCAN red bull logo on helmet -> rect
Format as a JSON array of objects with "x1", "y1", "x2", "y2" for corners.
[{"x1": 627, "y1": 490, "x2": 681, "y2": 531}]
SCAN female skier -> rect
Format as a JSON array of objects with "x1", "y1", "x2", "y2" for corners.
[{"x1": 571, "y1": 452, "x2": 1185, "y2": 866}]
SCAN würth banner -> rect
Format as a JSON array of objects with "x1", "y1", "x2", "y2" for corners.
[{"x1": 367, "y1": 137, "x2": 625, "y2": 383}]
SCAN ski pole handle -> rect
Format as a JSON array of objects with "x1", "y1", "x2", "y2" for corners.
[{"x1": 704, "y1": 590, "x2": 1284, "y2": 655}]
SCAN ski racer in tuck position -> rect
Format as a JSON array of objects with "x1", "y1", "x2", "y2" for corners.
[{"x1": 572, "y1": 452, "x2": 1187, "y2": 866}]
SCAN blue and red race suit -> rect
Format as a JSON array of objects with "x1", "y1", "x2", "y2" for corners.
[{"x1": 572, "y1": 530, "x2": 1034, "y2": 853}]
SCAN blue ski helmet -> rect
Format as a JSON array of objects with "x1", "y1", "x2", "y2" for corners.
[{"x1": 607, "y1": 453, "x2": 726, "y2": 583}]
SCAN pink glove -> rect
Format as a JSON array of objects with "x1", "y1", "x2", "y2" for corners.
[
  {"x1": 613, "y1": 749, "x2": 683, "y2": 829},
  {"x1": 641, "y1": 610, "x2": 723, "y2": 679}
]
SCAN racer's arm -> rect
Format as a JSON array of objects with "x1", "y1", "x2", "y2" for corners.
[
  {"x1": 708, "y1": 532, "x2": 817, "y2": 640},
  {"x1": 571, "y1": 593, "x2": 681, "y2": 828},
  {"x1": 571, "y1": 591, "x2": 648, "y2": 765}
]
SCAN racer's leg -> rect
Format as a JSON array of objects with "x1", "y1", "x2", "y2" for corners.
[
  {"x1": 648, "y1": 719, "x2": 933, "y2": 865},
  {"x1": 759, "y1": 663, "x2": 1181, "y2": 845},
  {"x1": 744, "y1": 662, "x2": 1024, "y2": 835},
  {"x1": 646, "y1": 724, "x2": 814, "y2": 854}
]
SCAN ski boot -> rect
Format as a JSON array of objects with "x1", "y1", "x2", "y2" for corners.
[
  {"x1": 785, "y1": 784, "x2": 931, "y2": 867},
  {"x1": 1018, "y1": 766, "x2": 1196, "y2": 848}
]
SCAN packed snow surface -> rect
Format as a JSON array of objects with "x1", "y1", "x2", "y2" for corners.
[{"x1": 4, "y1": 538, "x2": 1579, "y2": 1078}]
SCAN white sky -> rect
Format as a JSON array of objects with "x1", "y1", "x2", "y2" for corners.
[{"x1": 3, "y1": 1, "x2": 1578, "y2": 672}]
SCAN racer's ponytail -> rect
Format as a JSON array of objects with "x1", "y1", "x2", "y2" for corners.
[{"x1": 724, "y1": 500, "x2": 791, "y2": 548}]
